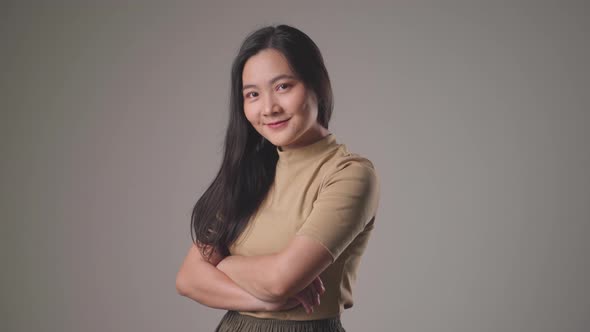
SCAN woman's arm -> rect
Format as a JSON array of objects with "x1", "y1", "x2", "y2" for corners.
[
  {"x1": 216, "y1": 160, "x2": 379, "y2": 303},
  {"x1": 175, "y1": 243, "x2": 297, "y2": 311},
  {"x1": 216, "y1": 235, "x2": 332, "y2": 303}
]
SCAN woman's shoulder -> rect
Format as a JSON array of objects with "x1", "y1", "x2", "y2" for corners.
[
  {"x1": 321, "y1": 143, "x2": 379, "y2": 185},
  {"x1": 328, "y1": 143, "x2": 377, "y2": 171}
]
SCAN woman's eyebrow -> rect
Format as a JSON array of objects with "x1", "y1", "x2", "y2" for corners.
[{"x1": 242, "y1": 74, "x2": 296, "y2": 91}]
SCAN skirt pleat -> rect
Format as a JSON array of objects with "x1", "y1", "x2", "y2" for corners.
[{"x1": 214, "y1": 311, "x2": 346, "y2": 332}]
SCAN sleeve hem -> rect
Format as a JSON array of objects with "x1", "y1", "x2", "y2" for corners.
[{"x1": 295, "y1": 230, "x2": 338, "y2": 263}]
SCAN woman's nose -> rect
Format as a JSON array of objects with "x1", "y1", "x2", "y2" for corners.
[{"x1": 262, "y1": 93, "x2": 281, "y2": 115}]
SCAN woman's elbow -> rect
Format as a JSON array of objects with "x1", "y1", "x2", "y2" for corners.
[
  {"x1": 176, "y1": 273, "x2": 185, "y2": 296},
  {"x1": 175, "y1": 270, "x2": 189, "y2": 296}
]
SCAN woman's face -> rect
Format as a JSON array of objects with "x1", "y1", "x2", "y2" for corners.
[{"x1": 242, "y1": 48, "x2": 327, "y2": 150}]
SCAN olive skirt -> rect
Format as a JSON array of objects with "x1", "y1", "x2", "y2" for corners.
[{"x1": 214, "y1": 311, "x2": 346, "y2": 332}]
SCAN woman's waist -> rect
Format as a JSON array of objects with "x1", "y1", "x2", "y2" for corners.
[{"x1": 238, "y1": 303, "x2": 342, "y2": 321}]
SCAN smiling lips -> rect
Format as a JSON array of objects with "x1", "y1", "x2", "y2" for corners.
[{"x1": 266, "y1": 118, "x2": 290, "y2": 129}]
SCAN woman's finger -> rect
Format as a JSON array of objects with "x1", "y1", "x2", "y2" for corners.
[
  {"x1": 294, "y1": 294, "x2": 312, "y2": 314},
  {"x1": 306, "y1": 287, "x2": 317, "y2": 312},
  {"x1": 305, "y1": 286, "x2": 317, "y2": 312},
  {"x1": 303, "y1": 288, "x2": 315, "y2": 313},
  {"x1": 309, "y1": 280, "x2": 320, "y2": 306},
  {"x1": 313, "y1": 276, "x2": 325, "y2": 295}
]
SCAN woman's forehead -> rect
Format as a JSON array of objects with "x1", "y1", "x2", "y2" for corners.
[{"x1": 242, "y1": 49, "x2": 295, "y2": 85}]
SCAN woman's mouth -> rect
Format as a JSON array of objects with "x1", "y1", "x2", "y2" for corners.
[{"x1": 266, "y1": 118, "x2": 290, "y2": 129}]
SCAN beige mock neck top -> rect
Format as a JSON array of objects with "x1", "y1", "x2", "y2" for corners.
[{"x1": 230, "y1": 133, "x2": 380, "y2": 320}]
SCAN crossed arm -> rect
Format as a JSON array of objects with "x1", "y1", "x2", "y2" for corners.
[
  {"x1": 175, "y1": 242, "x2": 274, "y2": 311},
  {"x1": 176, "y1": 160, "x2": 378, "y2": 312},
  {"x1": 175, "y1": 234, "x2": 332, "y2": 312},
  {"x1": 216, "y1": 235, "x2": 333, "y2": 302}
]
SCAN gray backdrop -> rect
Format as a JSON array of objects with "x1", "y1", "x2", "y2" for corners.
[{"x1": 2, "y1": 1, "x2": 589, "y2": 331}]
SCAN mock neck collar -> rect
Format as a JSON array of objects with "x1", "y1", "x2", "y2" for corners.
[{"x1": 277, "y1": 133, "x2": 338, "y2": 166}]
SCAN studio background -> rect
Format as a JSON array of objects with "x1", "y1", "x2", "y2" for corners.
[{"x1": 2, "y1": 1, "x2": 589, "y2": 331}]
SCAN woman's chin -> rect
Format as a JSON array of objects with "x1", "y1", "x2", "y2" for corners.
[{"x1": 262, "y1": 133, "x2": 292, "y2": 148}]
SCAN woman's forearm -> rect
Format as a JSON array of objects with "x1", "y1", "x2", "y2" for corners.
[
  {"x1": 216, "y1": 235, "x2": 333, "y2": 303},
  {"x1": 176, "y1": 245, "x2": 282, "y2": 311},
  {"x1": 217, "y1": 254, "x2": 282, "y2": 302},
  {"x1": 176, "y1": 260, "x2": 266, "y2": 311}
]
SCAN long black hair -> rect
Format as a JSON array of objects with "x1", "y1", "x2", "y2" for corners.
[{"x1": 191, "y1": 24, "x2": 333, "y2": 259}]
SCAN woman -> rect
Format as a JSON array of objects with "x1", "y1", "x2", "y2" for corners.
[{"x1": 176, "y1": 24, "x2": 380, "y2": 332}]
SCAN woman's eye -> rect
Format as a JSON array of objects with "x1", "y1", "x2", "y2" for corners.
[
  {"x1": 245, "y1": 91, "x2": 258, "y2": 98},
  {"x1": 277, "y1": 83, "x2": 291, "y2": 91}
]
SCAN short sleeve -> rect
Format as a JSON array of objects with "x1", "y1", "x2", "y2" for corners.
[{"x1": 296, "y1": 158, "x2": 380, "y2": 262}]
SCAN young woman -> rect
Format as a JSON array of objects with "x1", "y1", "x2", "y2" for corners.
[{"x1": 176, "y1": 24, "x2": 380, "y2": 332}]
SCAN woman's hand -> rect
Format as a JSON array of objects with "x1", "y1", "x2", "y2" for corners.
[
  {"x1": 262, "y1": 276, "x2": 325, "y2": 314},
  {"x1": 294, "y1": 276, "x2": 326, "y2": 314}
]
